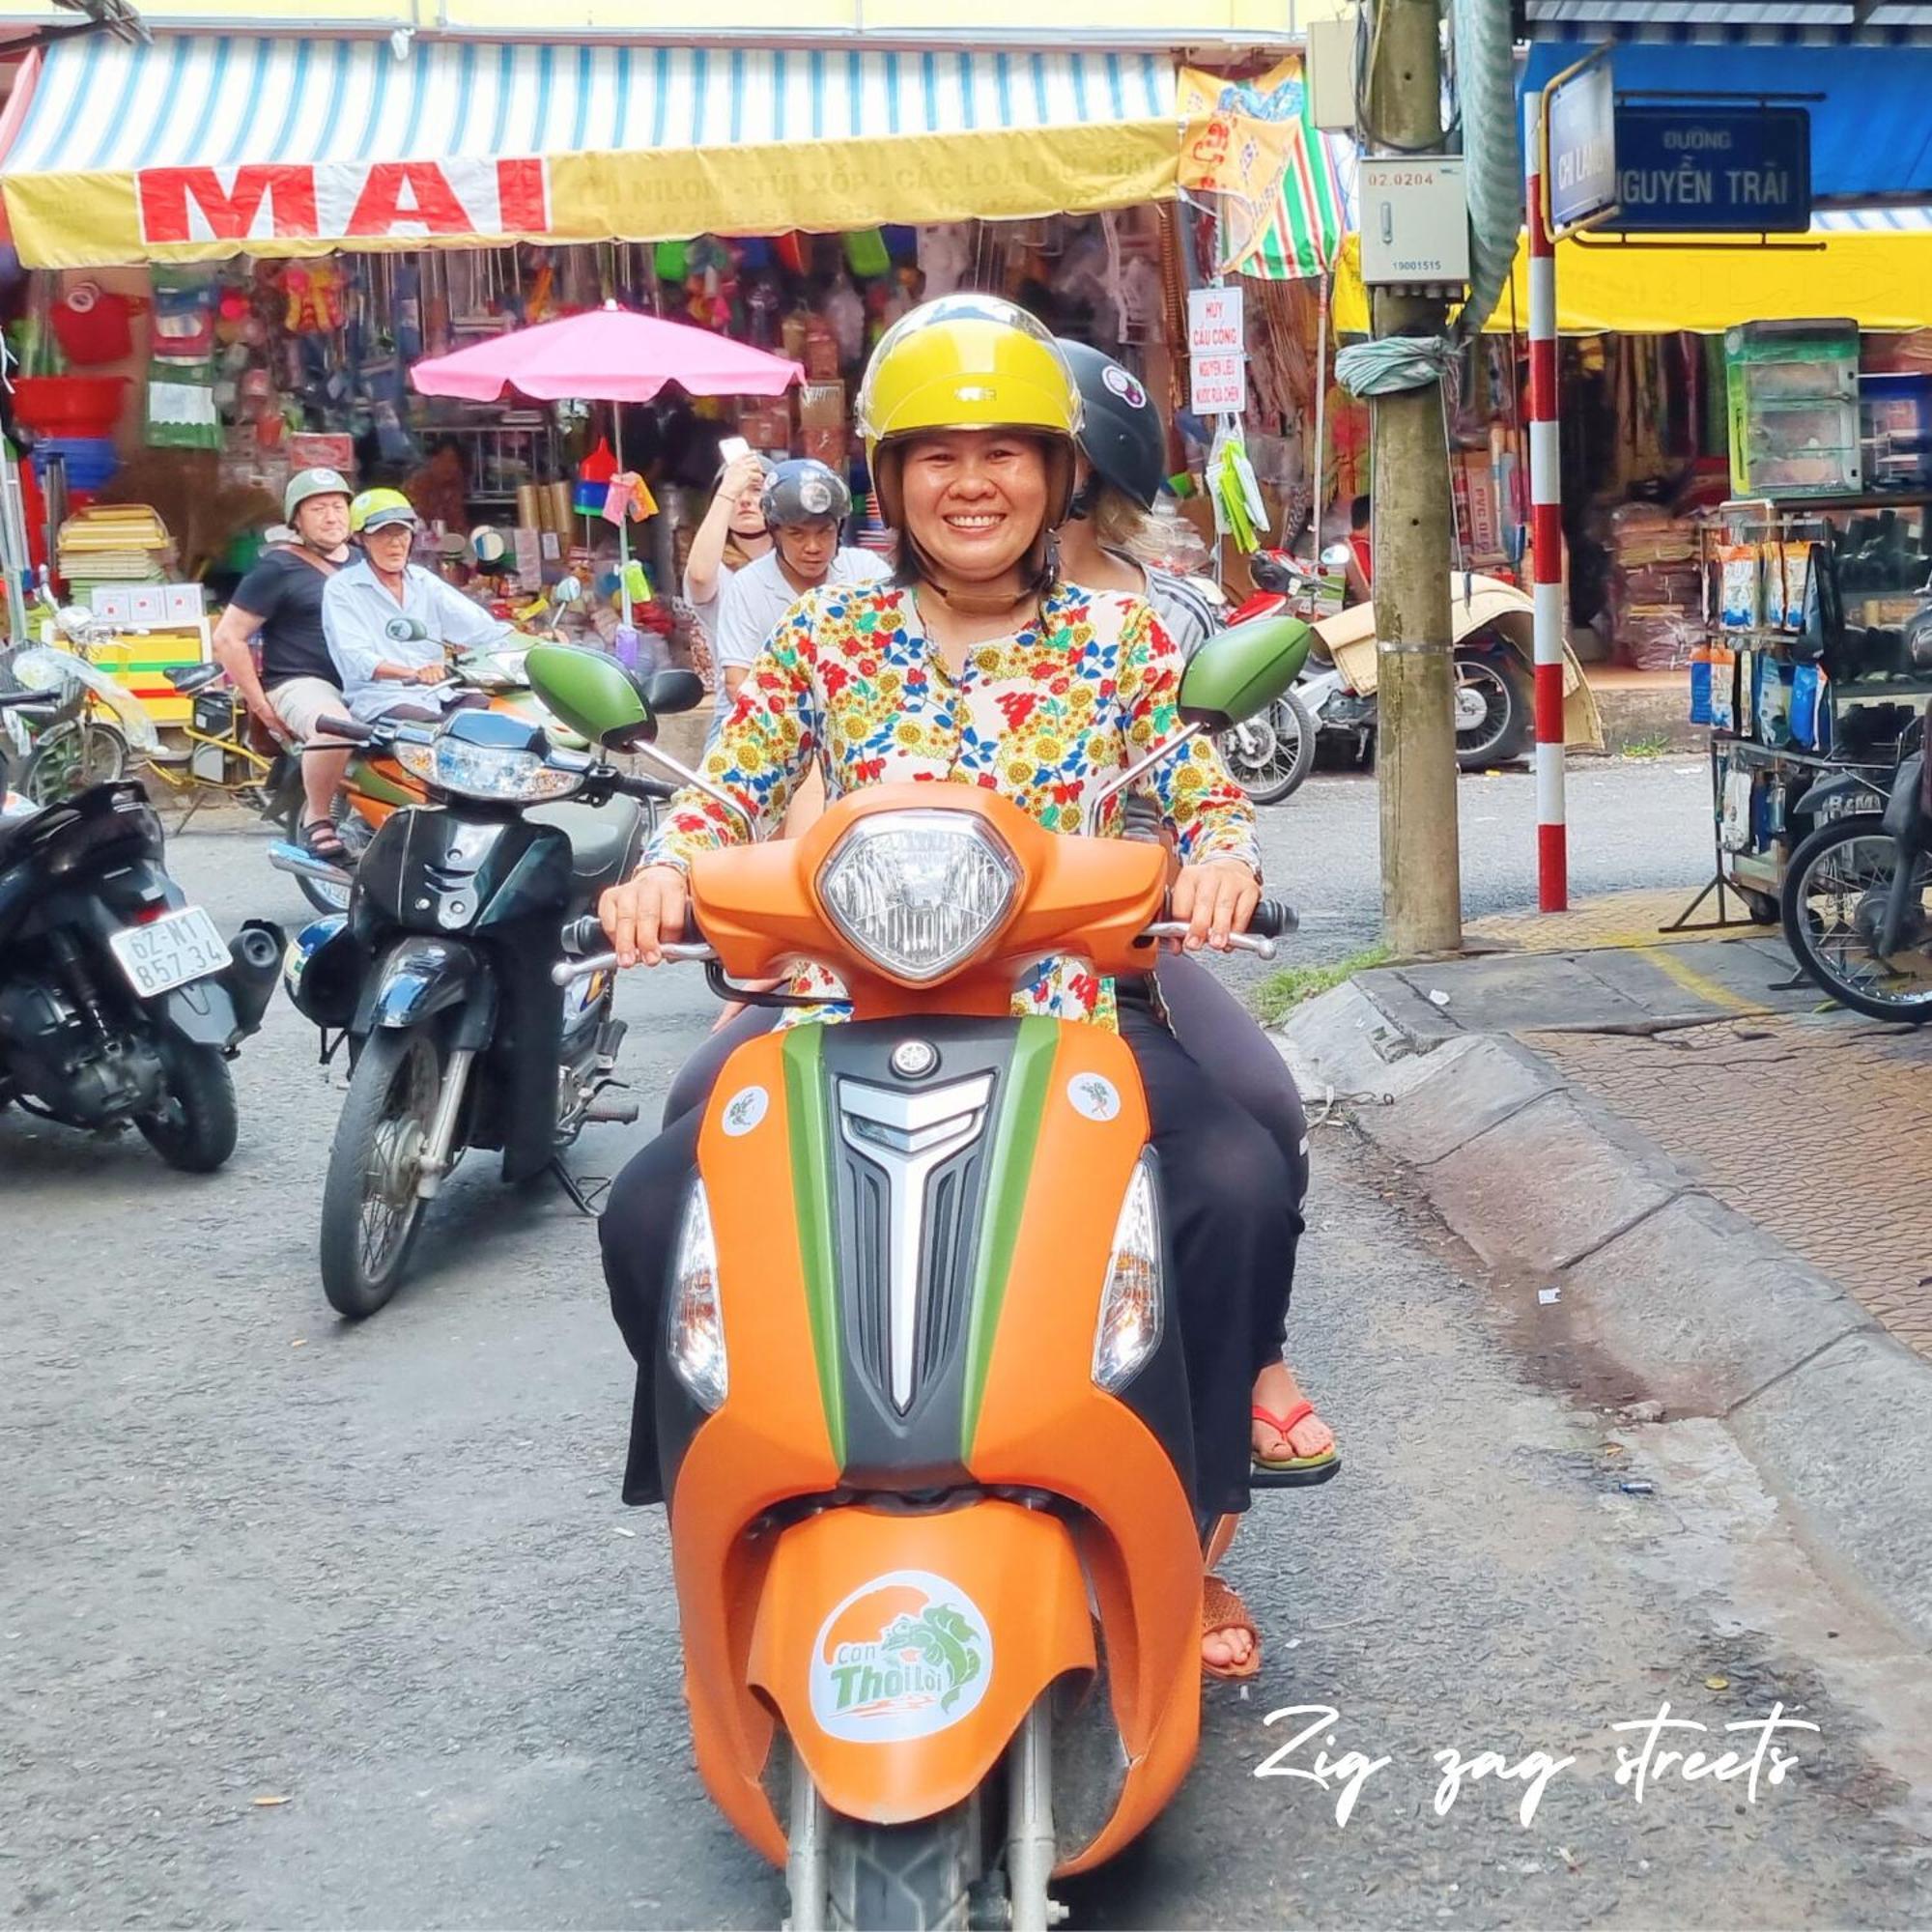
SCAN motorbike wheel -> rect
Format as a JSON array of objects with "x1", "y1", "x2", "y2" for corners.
[
  {"x1": 1780, "y1": 811, "x2": 1932, "y2": 1023},
  {"x1": 134, "y1": 1037, "x2": 239, "y2": 1174},
  {"x1": 21, "y1": 720, "x2": 128, "y2": 804},
  {"x1": 823, "y1": 1804, "x2": 979, "y2": 1932},
  {"x1": 1217, "y1": 691, "x2": 1317, "y2": 806},
  {"x1": 319, "y1": 1027, "x2": 442, "y2": 1318},
  {"x1": 1453, "y1": 650, "x2": 1532, "y2": 769}
]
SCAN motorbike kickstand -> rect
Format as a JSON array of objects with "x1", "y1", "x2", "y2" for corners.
[{"x1": 549, "y1": 1158, "x2": 611, "y2": 1217}]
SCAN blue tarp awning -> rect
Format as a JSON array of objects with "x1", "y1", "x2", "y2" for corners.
[{"x1": 1520, "y1": 43, "x2": 1932, "y2": 201}]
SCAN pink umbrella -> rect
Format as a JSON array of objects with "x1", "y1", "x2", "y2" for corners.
[
  {"x1": 412, "y1": 302, "x2": 804, "y2": 623},
  {"x1": 410, "y1": 303, "x2": 803, "y2": 405}
]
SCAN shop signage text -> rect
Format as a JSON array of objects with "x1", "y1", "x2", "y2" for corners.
[
  {"x1": 137, "y1": 157, "x2": 552, "y2": 247},
  {"x1": 1544, "y1": 55, "x2": 1616, "y2": 237},
  {"x1": 1187, "y1": 285, "x2": 1247, "y2": 416},
  {"x1": 1605, "y1": 107, "x2": 1811, "y2": 234}
]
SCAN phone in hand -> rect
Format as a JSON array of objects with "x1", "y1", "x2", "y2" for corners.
[{"x1": 718, "y1": 436, "x2": 752, "y2": 467}]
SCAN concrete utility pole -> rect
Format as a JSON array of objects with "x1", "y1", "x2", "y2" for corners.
[{"x1": 1367, "y1": 0, "x2": 1462, "y2": 955}]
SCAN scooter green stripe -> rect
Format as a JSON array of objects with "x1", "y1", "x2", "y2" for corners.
[
  {"x1": 959, "y1": 1016, "x2": 1059, "y2": 1457},
  {"x1": 781, "y1": 1025, "x2": 846, "y2": 1466},
  {"x1": 349, "y1": 760, "x2": 418, "y2": 810}
]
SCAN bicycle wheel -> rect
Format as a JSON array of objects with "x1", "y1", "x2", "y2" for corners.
[
  {"x1": 20, "y1": 720, "x2": 128, "y2": 804},
  {"x1": 1780, "y1": 811, "x2": 1932, "y2": 1022}
]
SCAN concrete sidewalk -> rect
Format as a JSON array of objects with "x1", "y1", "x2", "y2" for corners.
[{"x1": 1282, "y1": 905, "x2": 1932, "y2": 1648}]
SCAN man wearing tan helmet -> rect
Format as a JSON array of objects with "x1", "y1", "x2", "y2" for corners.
[{"x1": 211, "y1": 467, "x2": 355, "y2": 863}]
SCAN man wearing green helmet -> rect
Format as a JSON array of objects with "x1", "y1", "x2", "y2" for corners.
[
  {"x1": 323, "y1": 489, "x2": 519, "y2": 723},
  {"x1": 210, "y1": 467, "x2": 355, "y2": 862}
]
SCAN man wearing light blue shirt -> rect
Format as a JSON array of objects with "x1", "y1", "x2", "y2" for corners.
[{"x1": 323, "y1": 491, "x2": 519, "y2": 723}]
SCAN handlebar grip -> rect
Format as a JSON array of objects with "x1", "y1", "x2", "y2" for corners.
[
  {"x1": 1247, "y1": 898, "x2": 1298, "y2": 940},
  {"x1": 560, "y1": 914, "x2": 608, "y2": 957},
  {"x1": 312, "y1": 714, "x2": 373, "y2": 743},
  {"x1": 617, "y1": 773, "x2": 678, "y2": 804}
]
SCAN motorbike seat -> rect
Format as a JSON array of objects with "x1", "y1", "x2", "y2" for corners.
[
  {"x1": 527, "y1": 795, "x2": 645, "y2": 898},
  {"x1": 167, "y1": 663, "x2": 227, "y2": 696}
]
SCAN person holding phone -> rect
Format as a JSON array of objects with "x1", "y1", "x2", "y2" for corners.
[{"x1": 681, "y1": 444, "x2": 772, "y2": 648}]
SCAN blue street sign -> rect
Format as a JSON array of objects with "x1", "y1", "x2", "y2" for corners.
[
  {"x1": 1545, "y1": 56, "x2": 1617, "y2": 235},
  {"x1": 1607, "y1": 106, "x2": 1812, "y2": 233}
]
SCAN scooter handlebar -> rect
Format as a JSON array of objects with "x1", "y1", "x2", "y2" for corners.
[
  {"x1": 311, "y1": 713, "x2": 374, "y2": 743},
  {"x1": 560, "y1": 914, "x2": 608, "y2": 956},
  {"x1": 1247, "y1": 897, "x2": 1299, "y2": 940}
]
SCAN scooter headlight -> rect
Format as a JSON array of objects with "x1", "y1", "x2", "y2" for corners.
[
  {"x1": 816, "y1": 810, "x2": 1020, "y2": 984},
  {"x1": 1093, "y1": 1154, "x2": 1163, "y2": 1395},
  {"x1": 667, "y1": 1179, "x2": 727, "y2": 1412},
  {"x1": 392, "y1": 736, "x2": 582, "y2": 804}
]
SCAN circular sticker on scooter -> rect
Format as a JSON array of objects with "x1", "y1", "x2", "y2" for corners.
[
  {"x1": 720, "y1": 1085, "x2": 769, "y2": 1137},
  {"x1": 809, "y1": 1570, "x2": 995, "y2": 1744},
  {"x1": 1066, "y1": 1072, "x2": 1122, "y2": 1122}
]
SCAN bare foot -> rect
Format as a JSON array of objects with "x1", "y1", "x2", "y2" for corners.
[{"x1": 1252, "y1": 1359, "x2": 1335, "y2": 1463}]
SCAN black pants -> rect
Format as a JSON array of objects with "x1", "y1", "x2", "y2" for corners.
[{"x1": 602, "y1": 994, "x2": 1299, "y2": 1519}]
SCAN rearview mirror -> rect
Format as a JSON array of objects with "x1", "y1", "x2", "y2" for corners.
[
  {"x1": 1179, "y1": 615, "x2": 1314, "y2": 732},
  {"x1": 384, "y1": 616, "x2": 430, "y2": 644},
  {"x1": 644, "y1": 668, "x2": 704, "y2": 718},
  {"x1": 553, "y1": 575, "x2": 583, "y2": 606},
  {"x1": 526, "y1": 641, "x2": 657, "y2": 749},
  {"x1": 1320, "y1": 542, "x2": 1352, "y2": 569}
]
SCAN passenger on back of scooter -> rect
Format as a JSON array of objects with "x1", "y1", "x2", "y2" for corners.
[
  {"x1": 595, "y1": 296, "x2": 1298, "y2": 1679},
  {"x1": 1055, "y1": 339, "x2": 1338, "y2": 1486},
  {"x1": 210, "y1": 468, "x2": 355, "y2": 865},
  {"x1": 322, "y1": 490, "x2": 520, "y2": 724}
]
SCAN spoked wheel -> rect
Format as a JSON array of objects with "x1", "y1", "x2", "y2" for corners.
[
  {"x1": 1453, "y1": 650, "x2": 1532, "y2": 768},
  {"x1": 20, "y1": 719, "x2": 128, "y2": 804},
  {"x1": 1217, "y1": 691, "x2": 1317, "y2": 805},
  {"x1": 1780, "y1": 812, "x2": 1932, "y2": 1022},
  {"x1": 134, "y1": 1037, "x2": 239, "y2": 1173},
  {"x1": 319, "y1": 1027, "x2": 442, "y2": 1317}
]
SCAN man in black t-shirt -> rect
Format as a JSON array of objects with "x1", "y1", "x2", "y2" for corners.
[{"x1": 211, "y1": 469, "x2": 355, "y2": 861}]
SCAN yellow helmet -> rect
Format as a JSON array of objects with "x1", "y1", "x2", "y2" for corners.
[
  {"x1": 856, "y1": 296, "x2": 1082, "y2": 534},
  {"x1": 349, "y1": 487, "x2": 418, "y2": 535}
]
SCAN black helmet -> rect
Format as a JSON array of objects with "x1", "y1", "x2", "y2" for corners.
[
  {"x1": 1057, "y1": 339, "x2": 1166, "y2": 512},
  {"x1": 760, "y1": 458, "x2": 852, "y2": 529}
]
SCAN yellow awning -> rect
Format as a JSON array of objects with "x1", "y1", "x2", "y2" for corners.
[
  {"x1": 1331, "y1": 228, "x2": 1932, "y2": 336},
  {"x1": 0, "y1": 35, "x2": 1180, "y2": 268}
]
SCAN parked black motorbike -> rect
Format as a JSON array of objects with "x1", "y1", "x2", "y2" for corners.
[
  {"x1": 0, "y1": 691, "x2": 284, "y2": 1171},
  {"x1": 1781, "y1": 708, "x2": 1932, "y2": 1022},
  {"x1": 273, "y1": 653, "x2": 703, "y2": 1317}
]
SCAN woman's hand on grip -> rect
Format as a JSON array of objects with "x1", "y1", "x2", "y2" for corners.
[
  {"x1": 599, "y1": 865, "x2": 689, "y2": 968},
  {"x1": 1169, "y1": 859, "x2": 1261, "y2": 952}
]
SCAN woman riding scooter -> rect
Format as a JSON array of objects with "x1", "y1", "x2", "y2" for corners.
[
  {"x1": 1054, "y1": 338, "x2": 1337, "y2": 1491},
  {"x1": 597, "y1": 296, "x2": 1298, "y2": 1676}
]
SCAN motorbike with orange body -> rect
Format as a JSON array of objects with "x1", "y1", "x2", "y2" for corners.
[{"x1": 537, "y1": 615, "x2": 1319, "y2": 1932}]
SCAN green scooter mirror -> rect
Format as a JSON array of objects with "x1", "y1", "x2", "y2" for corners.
[
  {"x1": 1178, "y1": 614, "x2": 1314, "y2": 733},
  {"x1": 384, "y1": 616, "x2": 431, "y2": 645},
  {"x1": 526, "y1": 642, "x2": 657, "y2": 750}
]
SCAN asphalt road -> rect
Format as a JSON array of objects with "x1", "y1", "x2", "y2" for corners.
[{"x1": 7, "y1": 758, "x2": 1928, "y2": 1929}]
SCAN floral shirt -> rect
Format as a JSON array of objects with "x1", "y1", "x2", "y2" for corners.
[{"x1": 644, "y1": 579, "x2": 1262, "y2": 1029}]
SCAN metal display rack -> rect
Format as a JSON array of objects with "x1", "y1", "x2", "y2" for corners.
[{"x1": 1668, "y1": 494, "x2": 1932, "y2": 933}]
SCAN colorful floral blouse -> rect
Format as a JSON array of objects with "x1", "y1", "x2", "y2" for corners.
[{"x1": 643, "y1": 579, "x2": 1261, "y2": 1029}]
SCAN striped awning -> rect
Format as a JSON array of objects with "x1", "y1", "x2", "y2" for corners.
[{"x1": 0, "y1": 34, "x2": 1181, "y2": 268}]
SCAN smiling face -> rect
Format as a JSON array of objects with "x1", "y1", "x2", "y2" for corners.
[
  {"x1": 895, "y1": 429, "x2": 1051, "y2": 591},
  {"x1": 774, "y1": 519, "x2": 838, "y2": 583}
]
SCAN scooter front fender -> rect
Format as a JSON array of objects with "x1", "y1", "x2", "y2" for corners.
[
  {"x1": 355, "y1": 936, "x2": 483, "y2": 1033},
  {"x1": 746, "y1": 1502, "x2": 1094, "y2": 1833}
]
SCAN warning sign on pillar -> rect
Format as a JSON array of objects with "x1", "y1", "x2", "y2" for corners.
[{"x1": 1187, "y1": 285, "x2": 1247, "y2": 417}]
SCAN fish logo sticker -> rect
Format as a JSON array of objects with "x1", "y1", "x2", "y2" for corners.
[
  {"x1": 809, "y1": 1570, "x2": 994, "y2": 1743},
  {"x1": 1066, "y1": 1072, "x2": 1122, "y2": 1122},
  {"x1": 721, "y1": 1085, "x2": 769, "y2": 1137}
]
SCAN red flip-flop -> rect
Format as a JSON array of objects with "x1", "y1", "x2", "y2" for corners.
[{"x1": 1252, "y1": 1399, "x2": 1341, "y2": 1485}]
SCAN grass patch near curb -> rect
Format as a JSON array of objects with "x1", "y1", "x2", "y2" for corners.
[{"x1": 1252, "y1": 945, "x2": 1391, "y2": 1028}]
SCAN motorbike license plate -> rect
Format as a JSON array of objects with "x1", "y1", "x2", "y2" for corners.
[{"x1": 108, "y1": 906, "x2": 228, "y2": 1000}]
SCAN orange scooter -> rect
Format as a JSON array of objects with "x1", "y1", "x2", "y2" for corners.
[{"x1": 535, "y1": 617, "x2": 1315, "y2": 1931}]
